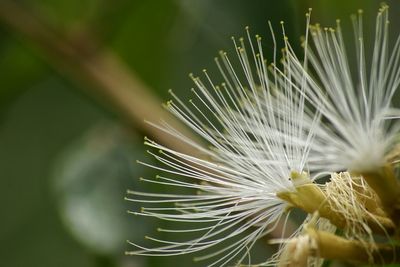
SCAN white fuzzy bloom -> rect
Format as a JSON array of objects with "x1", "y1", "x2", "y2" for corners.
[
  {"x1": 126, "y1": 15, "x2": 320, "y2": 266},
  {"x1": 126, "y1": 5, "x2": 400, "y2": 265},
  {"x1": 283, "y1": 5, "x2": 400, "y2": 172}
]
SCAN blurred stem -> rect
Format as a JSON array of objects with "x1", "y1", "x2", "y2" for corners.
[{"x1": 0, "y1": 0, "x2": 202, "y2": 156}]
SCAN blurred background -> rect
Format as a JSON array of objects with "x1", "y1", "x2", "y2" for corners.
[{"x1": 0, "y1": 0, "x2": 399, "y2": 266}]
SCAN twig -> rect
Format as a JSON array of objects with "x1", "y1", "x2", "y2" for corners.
[{"x1": 0, "y1": 0, "x2": 202, "y2": 156}]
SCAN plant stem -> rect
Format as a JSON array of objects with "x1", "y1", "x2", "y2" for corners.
[{"x1": 0, "y1": 0, "x2": 203, "y2": 157}]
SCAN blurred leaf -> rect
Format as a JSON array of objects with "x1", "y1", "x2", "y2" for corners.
[
  {"x1": 53, "y1": 123, "x2": 153, "y2": 257},
  {"x1": 0, "y1": 77, "x2": 106, "y2": 267}
]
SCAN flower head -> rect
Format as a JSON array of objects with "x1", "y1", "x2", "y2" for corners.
[
  {"x1": 126, "y1": 14, "x2": 322, "y2": 266},
  {"x1": 284, "y1": 5, "x2": 400, "y2": 173},
  {"x1": 127, "y1": 5, "x2": 400, "y2": 266}
]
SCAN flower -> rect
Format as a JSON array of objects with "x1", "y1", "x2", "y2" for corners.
[
  {"x1": 284, "y1": 5, "x2": 400, "y2": 173},
  {"x1": 127, "y1": 4, "x2": 400, "y2": 266},
  {"x1": 280, "y1": 4, "x2": 400, "y2": 226},
  {"x1": 125, "y1": 12, "x2": 322, "y2": 266}
]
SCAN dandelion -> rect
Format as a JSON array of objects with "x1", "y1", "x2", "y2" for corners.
[{"x1": 127, "y1": 5, "x2": 400, "y2": 266}]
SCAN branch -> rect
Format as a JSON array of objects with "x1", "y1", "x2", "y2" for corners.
[{"x1": 0, "y1": 0, "x2": 203, "y2": 156}]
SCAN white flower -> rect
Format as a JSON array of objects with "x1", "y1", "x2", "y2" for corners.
[
  {"x1": 283, "y1": 5, "x2": 400, "y2": 173},
  {"x1": 127, "y1": 5, "x2": 400, "y2": 266},
  {"x1": 125, "y1": 15, "x2": 321, "y2": 266}
]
